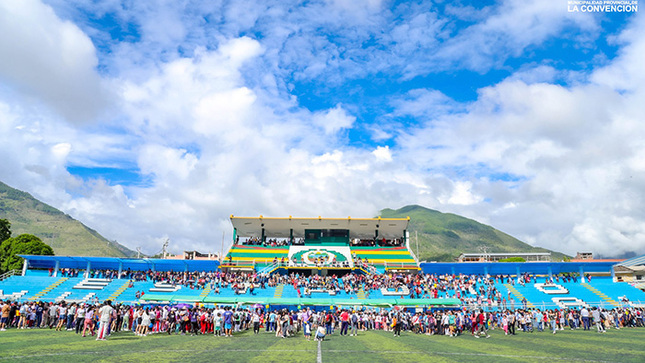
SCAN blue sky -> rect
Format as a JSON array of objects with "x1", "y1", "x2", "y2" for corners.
[{"x1": 0, "y1": 0, "x2": 643, "y2": 257}]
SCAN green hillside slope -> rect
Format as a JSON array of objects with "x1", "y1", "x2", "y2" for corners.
[
  {"x1": 0, "y1": 181, "x2": 134, "y2": 257},
  {"x1": 380, "y1": 205, "x2": 568, "y2": 262}
]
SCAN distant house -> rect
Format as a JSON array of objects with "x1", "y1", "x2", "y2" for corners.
[
  {"x1": 457, "y1": 252, "x2": 551, "y2": 263},
  {"x1": 613, "y1": 254, "x2": 645, "y2": 284},
  {"x1": 570, "y1": 251, "x2": 624, "y2": 263},
  {"x1": 164, "y1": 250, "x2": 218, "y2": 260},
  {"x1": 574, "y1": 252, "x2": 594, "y2": 260}
]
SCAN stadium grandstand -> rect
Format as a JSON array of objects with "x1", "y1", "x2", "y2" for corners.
[
  {"x1": 1, "y1": 215, "x2": 645, "y2": 311},
  {"x1": 222, "y1": 215, "x2": 419, "y2": 274}
]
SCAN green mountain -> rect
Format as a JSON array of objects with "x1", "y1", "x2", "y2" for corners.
[
  {"x1": 0, "y1": 181, "x2": 135, "y2": 257},
  {"x1": 380, "y1": 205, "x2": 568, "y2": 262}
]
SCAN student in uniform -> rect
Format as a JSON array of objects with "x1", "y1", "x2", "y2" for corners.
[{"x1": 214, "y1": 312, "x2": 222, "y2": 336}]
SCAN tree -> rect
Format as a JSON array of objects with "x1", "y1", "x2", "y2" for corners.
[
  {"x1": 0, "y1": 219, "x2": 10, "y2": 244},
  {"x1": 0, "y1": 234, "x2": 54, "y2": 273},
  {"x1": 499, "y1": 257, "x2": 526, "y2": 262}
]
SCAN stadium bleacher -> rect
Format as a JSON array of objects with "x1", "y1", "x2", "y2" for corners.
[
  {"x1": 351, "y1": 246, "x2": 418, "y2": 272},
  {"x1": 3, "y1": 266, "x2": 645, "y2": 310},
  {"x1": 222, "y1": 245, "x2": 289, "y2": 270},
  {"x1": 3, "y1": 215, "x2": 645, "y2": 310}
]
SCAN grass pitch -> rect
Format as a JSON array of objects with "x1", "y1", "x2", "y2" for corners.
[{"x1": 0, "y1": 327, "x2": 643, "y2": 363}]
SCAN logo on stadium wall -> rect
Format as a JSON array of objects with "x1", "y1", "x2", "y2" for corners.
[{"x1": 293, "y1": 249, "x2": 348, "y2": 265}]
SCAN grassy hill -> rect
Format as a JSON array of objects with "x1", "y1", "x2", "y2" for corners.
[
  {"x1": 380, "y1": 205, "x2": 568, "y2": 262},
  {"x1": 0, "y1": 181, "x2": 135, "y2": 257}
]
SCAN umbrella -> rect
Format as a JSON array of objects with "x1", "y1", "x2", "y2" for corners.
[
  {"x1": 252, "y1": 303, "x2": 263, "y2": 309},
  {"x1": 174, "y1": 303, "x2": 191, "y2": 309}
]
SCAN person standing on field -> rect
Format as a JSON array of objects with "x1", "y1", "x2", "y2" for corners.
[{"x1": 97, "y1": 300, "x2": 114, "y2": 341}]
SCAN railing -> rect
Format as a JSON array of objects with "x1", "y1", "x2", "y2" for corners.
[
  {"x1": 257, "y1": 262, "x2": 280, "y2": 274},
  {"x1": 258, "y1": 259, "x2": 380, "y2": 274},
  {"x1": 220, "y1": 260, "x2": 256, "y2": 269},
  {"x1": 0, "y1": 269, "x2": 20, "y2": 281},
  {"x1": 384, "y1": 261, "x2": 419, "y2": 270},
  {"x1": 406, "y1": 238, "x2": 420, "y2": 265}
]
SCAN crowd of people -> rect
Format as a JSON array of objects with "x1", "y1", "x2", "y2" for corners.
[
  {"x1": 2, "y1": 297, "x2": 644, "y2": 342},
  {"x1": 240, "y1": 237, "x2": 305, "y2": 247},
  {"x1": 351, "y1": 238, "x2": 404, "y2": 247},
  {"x1": 43, "y1": 268, "x2": 585, "y2": 309},
  {"x1": 237, "y1": 237, "x2": 404, "y2": 247},
  {"x1": 9, "y1": 267, "x2": 643, "y2": 343}
]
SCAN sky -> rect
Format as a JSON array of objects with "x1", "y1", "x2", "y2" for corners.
[{"x1": 0, "y1": 0, "x2": 643, "y2": 257}]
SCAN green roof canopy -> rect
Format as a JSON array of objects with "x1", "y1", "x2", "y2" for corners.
[{"x1": 231, "y1": 216, "x2": 409, "y2": 239}]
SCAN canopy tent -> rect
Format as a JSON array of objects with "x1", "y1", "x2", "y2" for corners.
[
  {"x1": 230, "y1": 216, "x2": 409, "y2": 239},
  {"x1": 18, "y1": 255, "x2": 220, "y2": 272}
]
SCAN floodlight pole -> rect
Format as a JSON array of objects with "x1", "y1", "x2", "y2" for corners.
[
  {"x1": 220, "y1": 231, "x2": 225, "y2": 262},
  {"x1": 415, "y1": 231, "x2": 419, "y2": 261},
  {"x1": 162, "y1": 239, "x2": 169, "y2": 259}
]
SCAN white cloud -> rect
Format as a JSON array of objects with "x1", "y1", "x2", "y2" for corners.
[
  {"x1": 312, "y1": 104, "x2": 356, "y2": 135},
  {"x1": 1, "y1": 0, "x2": 643, "y2": 260},
  {"x1": 390, "y1": 16, "x2": 645, "y2": 256},
  {"x1": 138, "y1": 145, "x2": 198, "y2": 181},
  {"x1": 592, "y1": 13, "x2": 645, "y2": 92},
  {"x1": 390, "y1": 89, "x2": 460, "y2": 120},
  {"x1": 372, "y1": 146, "x2": 392, "y2": 162},
  {"x1": 194, "y1": 87, "x2": 257, "y2": 136},
  {"x1": 439, "y1": 181, "x2": 482, "y2": 206},
  {"x1": 0, "y1": 0, "x2": 110, "y2": 123},
  {"x1": 435, "y1": 0, "x2": 599, "y2": 72}
]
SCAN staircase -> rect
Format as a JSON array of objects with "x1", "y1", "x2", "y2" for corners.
[
  {"x1": 258, "y1": 262, "x2": 279, "y2": 275},
  {"x1": 582, "y1": 283, "x2": 620, "y2": 308},
  {"x1": 108, "y1": 280, "x2": 130, "y2": 301},
  {"x1": 199, "y1": 284, "x2": 212, "y2": 300},
  {"x1": 273, "y1": 284, "x2": 285, "y2": 298},
  {"x1": 73, "y1": 278, "x2": 111, "y2": 290},
  {"x1": 504, "y1": 284, "x2": 535, "y2": 309},
  {"x1": 55, "y1": 291, "x2": 71, "y2": 302},
  {"x1": 357, "y1": 287, "x2": 366, "y2": 300},
  {"x1": 29, "y1": 277, "x2": 68, "y2": 301}
]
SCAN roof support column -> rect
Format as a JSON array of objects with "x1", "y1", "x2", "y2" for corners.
[
  {"x1": 579, "y1": 266, "x2": 585, "y2": 283},
  {"x1": 21, "y1": 258, "x2": 28, "y2": 276},
  {"x1": 484, "y1": 266, "x2": 489, "y2": 277},
  {"x1": 261, "y1": 228, "x2": 265, "y2": 244},
  {"x1": 516, "y1": 266, "x2": 521, "y2": 284},
  {"x1": 53, "y1": 259, "x2": 60, "y2": 277},
  {"x1": 451, "y1": 266, "x2": 455, "y2": 275},
  {"x1": 548, "y1": 266, "x2": 553, "y2": 281},
  {"x1": 85, "y1": 261, "x2": 91, "y2": 278},
  {"x1": 290, "y1": 229, "x2": 293, "y2": 244},
  {"x1": 118, "y1": 261, "x2": 123, "y2": 279}
]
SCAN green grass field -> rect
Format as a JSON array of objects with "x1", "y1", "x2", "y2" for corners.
[{"x1": 0, "y1": 327, "x2": 643, "y2": 363}]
